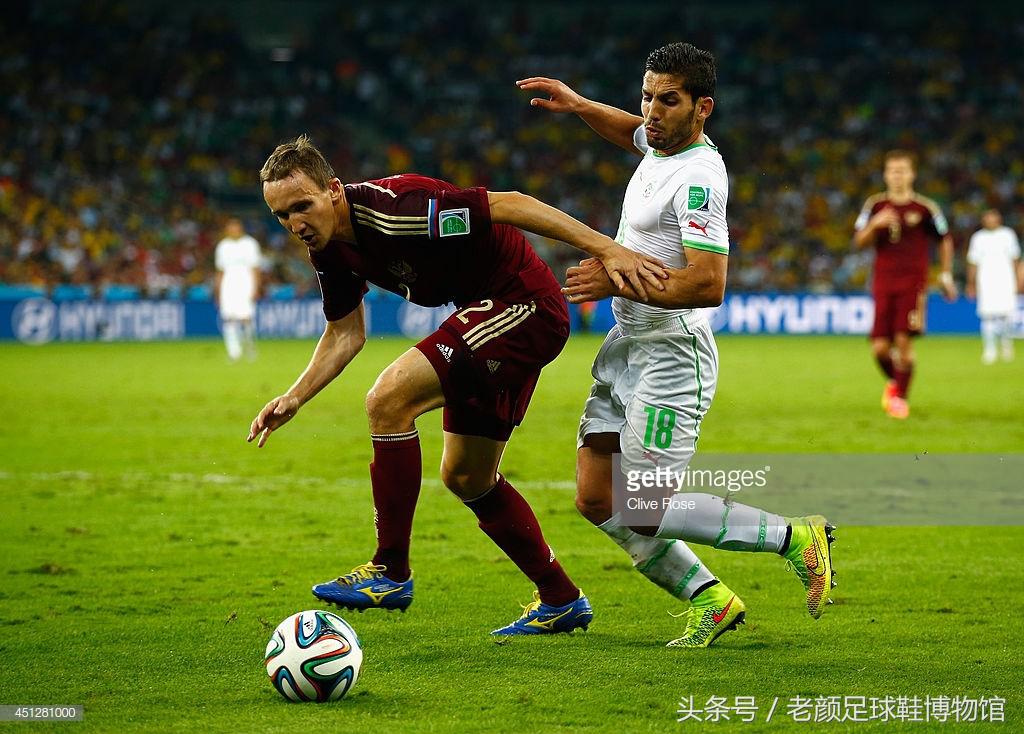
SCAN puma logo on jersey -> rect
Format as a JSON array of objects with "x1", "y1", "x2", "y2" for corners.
[
  {"x1": 642, "y1": 450, "x2": 661, "y2": 465},
  {"x1": 687, "y1": 220, "x2": 710, "y2": 237}
]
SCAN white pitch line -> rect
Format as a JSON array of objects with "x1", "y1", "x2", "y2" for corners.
[{"x1": 1, "y1": 470, "x2": 576, "y2": 491}]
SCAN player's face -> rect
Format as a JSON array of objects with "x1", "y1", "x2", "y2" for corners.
[
  {"x1": 883, "y1": 159, "x2": 915, "y2": 193},
  {"x1": 981, "y1": 210, "x2": 1001, "y2": 230},
  {"x1": 264, "y1": 171, "x2": 342, "y2": 251},
  {"x1": 640, "y1": 72, "x2": 707, "y2": 152}
]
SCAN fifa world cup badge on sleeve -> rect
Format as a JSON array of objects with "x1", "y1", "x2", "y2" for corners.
[
  {"x1": 687, "y1": 186, "x2": 712, "y2": 212},
  {"x1": 439, "y1": 208, "x2": 471, "y2": 237}
]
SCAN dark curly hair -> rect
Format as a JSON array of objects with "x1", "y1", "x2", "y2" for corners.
[{"x1": 644, "y1": 42, "x2": 717, "y2": 101}]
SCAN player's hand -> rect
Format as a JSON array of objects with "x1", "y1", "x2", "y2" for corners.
[
  {"x1": 247, "y1": 394, "x2": 300, "y2": 448},
  {"x1": 516, "y1": 77, "x2": 584, "y2": 114},
  {"x1": 868, "y1": 207, "x2": 900, "y2": 232},
  {"x1": 596, "y1": 244, "x2": 668, "y2": 301},
  {"x1": 965, "y1": 283, "x2": 976, "y2": 300},
  {"x1": 940, "y1": 279, "x2": 959, "y2": 303},
  {"x1": 562, "y1": 258, "x2": 616, "y2": 304}
]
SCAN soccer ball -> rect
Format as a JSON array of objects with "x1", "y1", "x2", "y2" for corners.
[{"x1": 264, "y1": 610, "x2": 363, "y2": 702}]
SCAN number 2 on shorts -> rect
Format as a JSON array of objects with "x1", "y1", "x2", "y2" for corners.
[
  {"x1": 642, "y1": 406, "x2": 676, "y2": 449},
  {"x1": 455, "y1": 299, "x2": 495, "y2": 324}
]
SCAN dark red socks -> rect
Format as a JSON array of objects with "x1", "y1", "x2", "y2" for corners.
[{"x1": 464, "y1": 475, "x2": 579, "y2": 607}]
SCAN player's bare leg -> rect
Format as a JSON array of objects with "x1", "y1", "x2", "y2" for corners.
[
  {"x1": 888, "y1": 331, "x2": 914, "y2": 418},
  {"x1": 312, "y1": 348, "x2": 442, "y2": 611},
  {"x1": 366, "y1": 348, "x2": 446, "y2": 435},
  {"x1": 439, "y1": 432, "x2": 506, "y2": 500},
  {"x1": 871, "y1": 337, "x2": 898, "y2": 410}
]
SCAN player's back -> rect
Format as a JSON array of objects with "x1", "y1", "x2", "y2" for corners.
[{"x1": 312, "y1": 174, "x2": 558, "y2": 310}]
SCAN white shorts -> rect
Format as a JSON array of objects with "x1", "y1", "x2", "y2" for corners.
[
  {"x1": 219, "y1": 286, "x2": 256, "y2": 321},
  {"x1": 577, "y1": 314, "x2": 719, "y2": 476}
]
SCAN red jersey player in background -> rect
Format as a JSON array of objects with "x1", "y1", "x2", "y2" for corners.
[
  {"x1": 248, "y1": 135, "x2": 666, "y2": 636},
  {"x1": 853, "y1": 150, "x2": 957, "y2": 419}
]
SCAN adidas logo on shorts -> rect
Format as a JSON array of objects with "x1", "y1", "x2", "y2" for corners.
[
  {"x1": 436, "y1": 343, "x2": 454, "y2": 362},
  {"x1": 486, "y1": 359, "x2": 501, "y2": 373}
]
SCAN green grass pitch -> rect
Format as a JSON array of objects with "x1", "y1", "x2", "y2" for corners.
[{"x1": 1, "y1": 335, "x2": 1021, "y2": 732}]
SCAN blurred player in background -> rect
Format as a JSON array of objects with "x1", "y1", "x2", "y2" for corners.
[
  {"x1": 214, "y1": 218, "x2": 262, "y2": 361},
  {"x1": 248, "y1": 135, "x2": 666, "y2": 636},
  {"x1": 519, "y1": 42, "x2": 835, "y2": 649},
  {"x1": 966, "y1": 209, "x2": 1021, "y2": 364},
  {"x1": 854, "y1": 151, "x2": 957, "y2": 419}
]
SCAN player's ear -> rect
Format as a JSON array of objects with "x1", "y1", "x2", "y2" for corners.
[
  {"x1": 328, "y1": 178, "x2": 343, "y2": 201},
  {"x1": 697, "y1": 96, "x2": 714, "y2": 120}
]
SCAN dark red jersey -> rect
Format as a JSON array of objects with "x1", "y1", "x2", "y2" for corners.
[
  {"x1": 309, "y1": 174, "x2": 560, "y2": 321},
  {"x1": 854, "y1": 192, "x2": 949, "y2": 292}
]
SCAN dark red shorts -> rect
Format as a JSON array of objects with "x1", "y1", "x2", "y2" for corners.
[
  {"x1": 415, "y1": 292, "x2": 569, "y2": 441},
  {"x1": 871, "y1": 287, "x2": 927, "y2": 339}
]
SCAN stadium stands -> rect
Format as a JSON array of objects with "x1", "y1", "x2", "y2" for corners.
[{"x1": 2, "y1": 2, "x2": 1021, "y2": 297}]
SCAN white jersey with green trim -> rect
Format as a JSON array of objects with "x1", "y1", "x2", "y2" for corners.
[{"x1": 612, "y1": 125, "x2": 729, "y2": 327}]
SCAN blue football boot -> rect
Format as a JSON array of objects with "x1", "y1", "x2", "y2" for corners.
[
  {"x1": 491, "y1": 591, "x2": 593, "y2": 636},
  {"x1": 312, "y1": 562, "x2": 413, "y2": 612}
]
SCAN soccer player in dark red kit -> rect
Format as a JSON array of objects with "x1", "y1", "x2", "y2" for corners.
[
  {"x1": 854, "y1": 150, "x2": 957, "y2": 419},
  {"x1": 248, "y1": 135, "x2": 666, "y2": 635}
]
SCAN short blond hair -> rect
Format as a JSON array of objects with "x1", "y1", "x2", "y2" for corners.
[
  {"x1": 260, "y1": 134, "x2": 336, "y2": 190},
  {"x1": 883, "y1": 149, "x2": 917, "y2": 169}
]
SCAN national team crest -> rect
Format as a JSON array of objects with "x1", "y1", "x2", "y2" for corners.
[
  {"x1": 438, "y1": 208, "x2": 471, "y2": 237},
  {"x1": 905, "y1": 211, "x2": 922, "y2": 226},
  {"x1": 687, "y1": 185, "x2": 712, "y2": 212},
  {"x1": 388, "y1": 260, "x2": 417, "y2": 282}
]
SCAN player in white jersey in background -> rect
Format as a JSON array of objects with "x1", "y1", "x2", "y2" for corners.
[
  {"x1": 966, "y1": 209, "x2": 1022, "y2": 364},
  {"x1": 214, "y1": 218, "x2": 262, "y2": 361},
  {"x1": 519, "y1": 42, "x2": 835, "y2": 648}
]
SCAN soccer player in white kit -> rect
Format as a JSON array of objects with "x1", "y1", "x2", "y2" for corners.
[
  {"x1": 519, "y1": 43, "x2": 835, "y2": 648},
  {"x1": 214, "y1": 218, "x2": 262, "y2": 361},
  {"x1": 966, "y1": 209, "x2": 1021, "y2": 364}
]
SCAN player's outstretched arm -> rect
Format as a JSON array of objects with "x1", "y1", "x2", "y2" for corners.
[
  {"x1": 563, "y1": 249, "x2": 727, "y2": 309},
  {"x1": 516, "y1": 77, "x2": 644, "y2": 155},
  {"x1": 488, "y1": 190, "x2": 667, "y2": 300},
  {"x1": 247, "y1": 304, "x2": 366, "y2": 448}
]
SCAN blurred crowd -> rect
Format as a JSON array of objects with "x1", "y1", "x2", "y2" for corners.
[{"x1": 2, "y1": 2, "x2": 1022, "y2": 298}]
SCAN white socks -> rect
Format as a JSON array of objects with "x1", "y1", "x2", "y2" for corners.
[
  {"x1": 598, "y1": 513, "x2": 715, "y2": 600},
  {"x1": 240, "y1": 320, "x2": 257, "y2": 359},
  {"x1": 981, "y1": 316, "x2": 1013, "y2": 363},
  {"x1": 223, "y1": 320, "x2": 242, "y2": 361},
  {"x1": 654, "y1": 493, "x2": 788, "y2": 553},
  {"x1": 223, "y1": 320, "x2": 256, "y2": 361}
]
